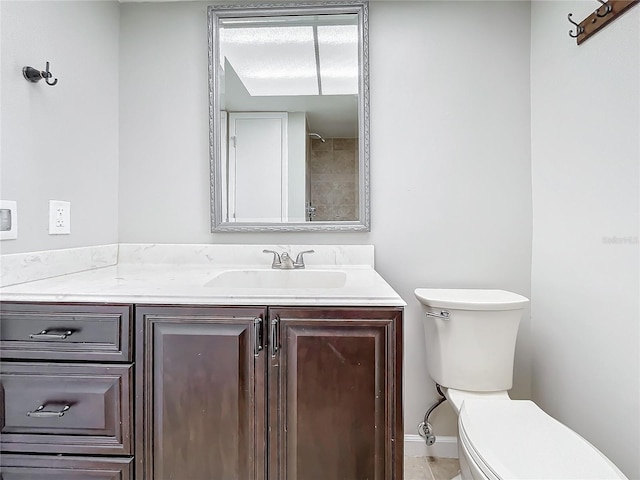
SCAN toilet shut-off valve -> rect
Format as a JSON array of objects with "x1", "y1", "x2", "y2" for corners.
[
  {"x1": 418, "y1": 383, "x2": 447, "y2": 446},
  {"x1": 418, "y1": 421, "x2": 436, "y2": 446}
]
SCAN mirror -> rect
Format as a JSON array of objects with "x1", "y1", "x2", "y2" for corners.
[{"x1": 208, "y1": 2, "x2": 369, "y2": 232}]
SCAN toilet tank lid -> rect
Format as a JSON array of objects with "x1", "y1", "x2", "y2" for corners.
[
  {"x1": 459, "y1": 400, "x2": 627, "y2": 480},
  {"x1": 414, "y1": 288, "x2": 529, "y2": 310}
]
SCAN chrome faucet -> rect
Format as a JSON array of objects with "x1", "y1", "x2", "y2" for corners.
[
  {"x1": 263, "y1": 249, "x2": 314, "y2": 269},
  {"x1": 294, "y1": 250, "x2": 314, "y2": 268}
]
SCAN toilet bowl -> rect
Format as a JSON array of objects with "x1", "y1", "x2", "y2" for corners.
[{"x1": 415, "y1": 288, "x2": 627, "y2": 480}]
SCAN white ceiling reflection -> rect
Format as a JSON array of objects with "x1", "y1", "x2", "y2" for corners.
[{"x1": 220, "y1": 22, "x2": 358, "y2": 97}]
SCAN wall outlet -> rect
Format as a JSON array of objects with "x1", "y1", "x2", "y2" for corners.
[
  {"x1": 0, "y1": 200, "x2": 18, "y2": 240},
  {"x1": 49, "y1": 200, "x2": 71, "y2": 235}
]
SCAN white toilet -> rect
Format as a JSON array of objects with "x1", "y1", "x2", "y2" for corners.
[{"x1": 414, "y1": 288, "x2": 627, "y2": 480}]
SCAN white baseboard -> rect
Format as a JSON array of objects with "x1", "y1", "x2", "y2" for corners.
[{"x1": 404, "y1": 434, "x2": 458, "y2": 458}]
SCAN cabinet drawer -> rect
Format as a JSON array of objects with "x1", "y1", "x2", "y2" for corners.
[
  {"x1": 0, "y1": 454, "x2": 133, "y2": 480},
  {"x1": 0, "y1": 303, "x2": 132, "y2": 361},
  {"x1": 0, "y1": 363, "x2": 133, "y2": 455}
]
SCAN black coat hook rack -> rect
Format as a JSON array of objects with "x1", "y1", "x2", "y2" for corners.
[
  {"x1": 568, "y1": 0, "x2": 638, "y2": 45},
  {"x1": 22, "y1": 61, "x2": 58, "y2": 86}
]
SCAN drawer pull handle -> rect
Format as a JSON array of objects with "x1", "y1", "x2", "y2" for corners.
[
  {"x1": 29, "y1": 329, "x2": 73, "y2": 340},
  {"x1": 27, "y1": 404, "x2": 71, "y2": 418}
]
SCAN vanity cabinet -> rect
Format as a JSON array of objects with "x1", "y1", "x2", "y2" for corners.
[
  {"x1": 136, "y1": 305, "x2": 403, "y2": 480},
  {"x1": 0, "y1": 302, "x2": 402, "y2": 480},
  {"x1": 0, "y1": 302, "x2": 134, "y2": 478}
]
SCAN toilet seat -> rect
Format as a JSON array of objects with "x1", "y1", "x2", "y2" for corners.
[{"x1": 458, "y1": 400, "x2": 627, "y2": 480}]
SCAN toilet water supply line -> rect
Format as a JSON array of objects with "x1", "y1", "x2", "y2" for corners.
[{"x1": 418, "y1": 383, "x2": 447, "y2": 446}]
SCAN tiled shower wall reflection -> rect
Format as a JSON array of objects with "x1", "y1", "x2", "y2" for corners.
[{"x1": 308, "y1": 138, "x2": 359, "y2": 221}]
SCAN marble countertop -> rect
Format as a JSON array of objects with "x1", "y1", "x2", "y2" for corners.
[{"x1": 0, "y1": 244, "x2": 406, "y2": 307}]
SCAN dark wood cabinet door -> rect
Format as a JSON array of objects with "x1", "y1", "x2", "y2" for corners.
[
  {"x1": 135, "y1": 306, "x2": 267, "y2": 480},
  {"x1": 268, "y1": 307, "x2": 403, "y2": 480}
]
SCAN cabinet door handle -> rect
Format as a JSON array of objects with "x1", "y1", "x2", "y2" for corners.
[
  {"x1": 29, "y1": 329, "x2": 73, "y2": 340},
  {"x1": 271, "y1": 317, "x2": 279, "y2": 358},
  {"x1": 254, "y1": 317, "x2": 263, "y2": 357},
  {"x1": 26, "y1": 404, "x2": 71, "y2": 418}
]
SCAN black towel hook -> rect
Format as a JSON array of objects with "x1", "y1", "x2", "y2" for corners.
[
  {"x1": 595, "y1": 0, "x2": 613, "y2": 18},
  {"x1": 22, "y1": 61, "x2": 58, "y2": 86},
  {"x1": 567, "y1": 13, "x2": 584, "y2": 38}
]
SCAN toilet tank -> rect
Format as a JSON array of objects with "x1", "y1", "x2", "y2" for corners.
[{"x1": 414, "y1": 289, "x2": 529, "y2": 392}]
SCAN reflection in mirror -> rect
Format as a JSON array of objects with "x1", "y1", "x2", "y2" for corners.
[{"x1": 208, "y1": 2, "x2": 369, "y2": 232}]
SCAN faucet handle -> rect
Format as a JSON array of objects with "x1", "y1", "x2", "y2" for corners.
[
  {"x1": 294, "y1": 249, "x2": 315, "y2": 268},
  {"x1": 263, "y1": 249, "x2": 282, "y2": 268}
]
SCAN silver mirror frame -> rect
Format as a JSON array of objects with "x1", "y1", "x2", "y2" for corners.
[{"x1": 208, "y1": 1, "x2": 370, "y2": 232}]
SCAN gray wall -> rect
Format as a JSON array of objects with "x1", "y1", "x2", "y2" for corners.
[
  {"x1": 0, "y1": 1, "x2": 119, "y2": 254},
  {"x1": 530, "y1": 2, "x2": 639, "y2": 477},
  {"x1": 370, "y1": 1, "x2": 533, "y2": 436},
  {"x1": 3, "y1": 2, "x2": 638, "y2": 474},
  {"x1": 11, "y1": 0, "x2": 640, "y2": 477},
  {"x1": 0, "y1": 0, "x2": 533, "y2": 443},
  {"x1": 118, "y1": 0, "x2": 533, "y2": 438}
]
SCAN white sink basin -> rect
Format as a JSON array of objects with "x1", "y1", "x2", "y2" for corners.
[{"x1": 205, "y1": 269, "x2": 347, "y2": 289}]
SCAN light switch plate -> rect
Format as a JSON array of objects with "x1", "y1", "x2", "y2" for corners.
[
  {"x1": 49, "y1": 200, "x2": 71, "y2": 235},
  {"x1": 0, "y1": 200, "x2": 18, "y2": 240}
]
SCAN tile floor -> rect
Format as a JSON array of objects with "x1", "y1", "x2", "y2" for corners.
[{"x1": 405, "y1": 456, "x2": 460, "y2": 480}]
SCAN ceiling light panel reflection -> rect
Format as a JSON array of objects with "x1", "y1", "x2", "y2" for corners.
[
  {"x1": 221, "y1": 26, "x2": 319, "y2": 96},
  {"x1": 317, "y1": 25, "x2": 359, "y2": 95}
]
